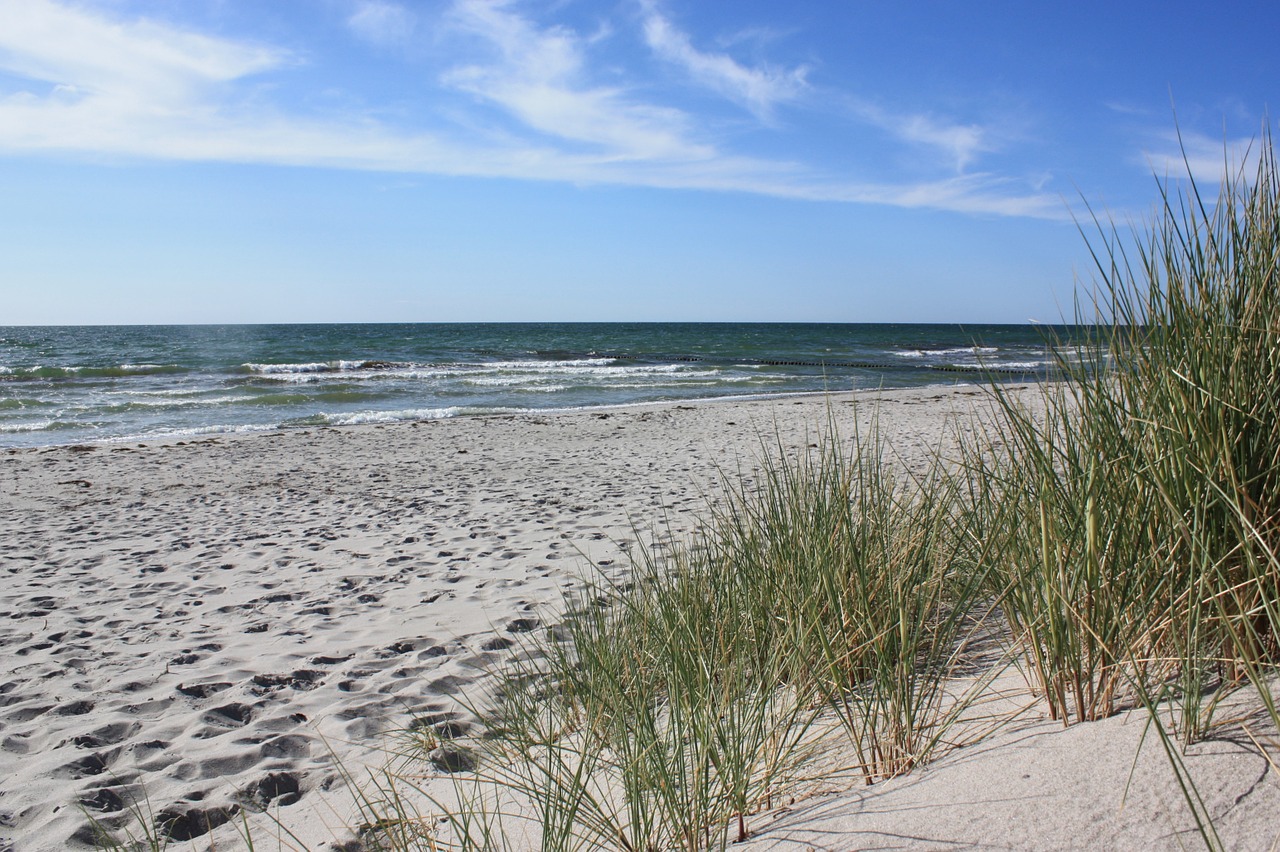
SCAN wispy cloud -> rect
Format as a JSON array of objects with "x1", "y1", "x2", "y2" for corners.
[
  {"x1": 0, "y1": 0, "x2": 281, "y2": 100},
  {"x1": 0, "y1": 0, "x2": 1060, "y2": 218},
  {"x1": 851, "y1": 101, "x2": 990, "y2": 173},
  {"x1": 833, "y1": 173, "x2": 1060, "y2": 217},
  {"x1": 1104, "y1": 100, "x2": 1153, "y2": 118},
  {"x1": 347, "y1": 1, "x2": 417, "y2": 47},
  {"x1": 638, "y1": 3, "x2": 807, "y2": 120},
  {"x1": 1140, "y1": 128, "x2": 1261, "y2": 184},
  {"x1": 441, "y1": 0, "x2": 710, "y2": 160}
]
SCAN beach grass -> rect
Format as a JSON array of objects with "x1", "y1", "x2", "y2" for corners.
[
  {"x1": 85, "y1": 125, "x2": 1280, "y2": 851},
  {"x1": 971, "y1": 126, "x2": 1280, "y2": 745},
  {"x1": 360, "y1": 411, "x2": 1003, "y2": 850},
  {"x1": 401, "y1": 126, "x2": 1280, "y2": 848}
]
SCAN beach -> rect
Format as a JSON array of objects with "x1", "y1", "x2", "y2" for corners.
[{"x1": 3, "y1": 386, "x2": 1277, "y2": 850}]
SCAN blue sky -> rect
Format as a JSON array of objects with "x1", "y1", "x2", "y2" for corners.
[{"x1": 0, "y1": 0, "x2": 1275, "y2": 325}]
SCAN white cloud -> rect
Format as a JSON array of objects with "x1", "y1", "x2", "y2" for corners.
[
  {"x1": 441, "y1": 0, "x2": 711, "y2": 161},
  {"x1": 1104, "y1": 100, "x2": 1152, "y2": 117},
  {"x1": 851, "y1": 101, "x2": 989, "y2": 173},
  {"x1": 639, "y1": 5, "x2": 807, "y2": 120},
  {"x1": 347, "y1": 1, "x2": 416, "y2": 47},
  {"x1": 1141, "y1": 128, "x2": 1260, "y2": 185},
  {"x1": 633, "y1": 5, "x2": 993, "y2": 178},
  {"x1": 0, "y1": 0, "x2": 1060, "y2": 219},
  {"x1": 0, "y1": 0, "x2": 291, "y2": 159},
  {"x1": 835, "y1": 173, "x2": 1061, "y2": 218},
  {"x1": 0, "y1": 0, "x2": 281, "y2": 103}
]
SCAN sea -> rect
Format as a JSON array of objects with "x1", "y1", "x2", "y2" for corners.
[{"x1": 0, "y1": 323, "x2": 1078, "y2": 448}]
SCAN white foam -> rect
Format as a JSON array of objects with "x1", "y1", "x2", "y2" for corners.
[
  {"x1": 243, "y1": 362, "x2": 333, "y2": 374},
  {"x1": 247, "y1": 366, "x2": 452, "y2": 384},
  {"x1": 322, "y1": 407, "x2": 463, "y2": 426},
  {"x1": 485, "y1": 358, "x2": 615, "y2": 369},
  {"x1": 104, "y1": 395, "x2": 245, "y2": 409},
  {"x1": 899, "y1": 346, "x2": 1000, "y2": 358},
  {"x1": 0, "y1": 420, "x2": 54, "y2": 433},
  {"x1": 989, "y1": 361, "x2": 1046, "y2": 370},
  {"x1": 148, "y1": 423, "x2": 279, "y2": 439}
]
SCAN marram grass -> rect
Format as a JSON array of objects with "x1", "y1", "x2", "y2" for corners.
[
  {"x1": 432, "y1": 126, "x2": 1280, "y2": 849},
  {"x1": 431, "y1": 414, "x2": 991, "y2": 850},
  {"x1": 90, "y1": 125, "x2": 1280, "y2": 851},
  {"x1": 970, "y1": 126, "x2": 1280, "y2": 746}
]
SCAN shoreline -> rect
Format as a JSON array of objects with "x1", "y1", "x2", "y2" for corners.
[
  {"x1": 3, "y1": 383, "x2": 1275, "y2": 850},
  {"x1": 3, "y1": 380, "x2": 988, "y2": 452}
]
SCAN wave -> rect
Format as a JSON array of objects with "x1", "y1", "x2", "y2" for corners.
[
  {"x1": 101, "y1": 423, "x2": 282, "y2": 443},
  {"x1": 984, "y1": 360, "x2": 1050, "y2": 370},
  {"x1": 0, "y1": 419, "x2": 92, "y2": 434},
  {"x1": 237, "y1": 357, "x2": 707, "y2": 387},
  {"x1": 460, "y1": 368, "x2": 718, "y2": 388},
  {"x1": 238, "y1": 369, "x2": 450, "y2": 385},
  {"x1": 99, "y1": 395, "x2": 247, "y2": 412},
  {"x1": 314, "y1": 407, "x2": 464, "y2": 426},
  {"x1": 896, "y1": 346, "x2": 1000, "y2": 359},
  {"x1": 239, "y1": 359, "x2": 411, "y2": 375},
  {"x1": 487, "y1": 357, "x2": 616, "y2": 369},
  {"x1": 241, "y1": 356, "x2": 621, "y2": 375},
  {"x1": 0, "y1": 363, "x2": 188, "y2": 381},
  {"x1": 0, "y1": 397, "x2": 55, "y2": 410}
]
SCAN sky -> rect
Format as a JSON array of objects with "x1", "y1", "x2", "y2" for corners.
[{"x1": 0, "y1": 0, "x2": 1275, "y2": 325}]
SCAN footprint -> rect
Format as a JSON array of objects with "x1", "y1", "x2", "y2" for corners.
[
  {"x1": 2, "y1": 734, "x2": 31, "y2": 754},
  {"x1": 250, "y1": 670, "x2": 324, "y2": 694},
  {"x1": 258, "y1": 734, "x2": 312, "y2": 759},
  {"x1": 3, "y1": 703, "x2": 52, "y2": 722},
  {"x1": 236, "y1": 771, "x2": 301, "y2": 811},
  {"x1": 308, "y1": 654, "x2": 352, "y2": 666},
  {"x1": 67, "y1": 721, "x2": 139, "y2": 749},
  {"x1": 177, "y1": 681, "x2": 232, "y2": 699},
  {"x1": 55, "y1": 751, "x2": 114, "y2": 779},
  {"x1": 78, "y1": 786, "x2": 126, "y2": 814},
  {"x1": 204, "y1": 703, "x2": 254, "y2": 728},
  {"x1": 156, "y1": 802, "x2": 238, "y2": 842}
]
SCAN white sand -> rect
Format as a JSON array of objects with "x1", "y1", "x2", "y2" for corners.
[
  {"x1": 737, "y1": 665, "x2": 1280, "y2": 851},
  {"x1": 1, "y1": 385, "x2": 1276, "y2": 850}
]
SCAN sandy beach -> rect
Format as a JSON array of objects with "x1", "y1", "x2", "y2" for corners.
[{"x1": 3, "y1": 386, "x2": 1277, "y2": 850}]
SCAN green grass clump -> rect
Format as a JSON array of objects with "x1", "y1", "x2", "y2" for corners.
[
  {"x1": 92, "y1": 123, "x2": 1280, "y2": 852},
  {"x1": 972, "y1": 126, "x2": 1280, "y2": 740},
  {"x1": 708, "y1": 420, "x2": 991, "y2": 784},
  {"x1": 451, "y1": 123, "x2": 1280, "y2": 849},
  {"x1": 462, "y1": 416, "x2": 989, "y2": 849}
]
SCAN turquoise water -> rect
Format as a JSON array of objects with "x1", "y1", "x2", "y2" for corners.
[{"x1": 0, "y1": 323, "x2": 1075, "y2": 447}]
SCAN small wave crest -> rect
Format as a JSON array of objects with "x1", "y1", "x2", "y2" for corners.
[
  {"x1": 0, "y1": 363, "x2": 187, "y2": 381},
  {"x1": 0, "y1": 419, "x2": 90, "y2": 434},
  {"x1": 896, "y1": 346, "x2": 1000, "y2": 359},
  {"x1": 100, "y1": 395, "x2": 247, "y2": 413},
  {"x1": 0, "y1": 397, "x2": 54, "y2": 410},
  {"x1": 240, "y1": 359, "x2": 409, "y2": 375},
  {"x1": 102, "y1": 423, "x2": 281, "y2": 443},
  {"x1": 317, "y1": 407, "x2": 463, "y2": 426}
]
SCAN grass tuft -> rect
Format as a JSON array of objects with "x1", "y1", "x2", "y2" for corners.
[
  {"x1": 969, "y1": 124, "x2": 1280, "y2": 747},
  {"x1": 440, "y1": 411, "x2": 990, "y2": 849},
  {"x1": 91, "y1": 118, "x2": 1280, "y2": 852}
]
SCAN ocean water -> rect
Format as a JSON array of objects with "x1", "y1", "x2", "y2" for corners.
[{"x1": 0, "y1": 323, "x2": 1077, "y2": 447}]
